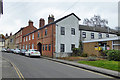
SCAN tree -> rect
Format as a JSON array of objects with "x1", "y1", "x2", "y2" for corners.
[{"x1": 83, "y1": 15, "x2": 108, "y2": 27}]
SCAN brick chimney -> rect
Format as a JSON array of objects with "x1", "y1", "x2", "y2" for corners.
[
  {"x1": 48, "y1": 14, "x2": 54, "y2": 24},
  {"x1": 28, "y1": 20, "x2": 33, "y2": 27},
  {"x1": 39, "y1": 18, "x2": 45, "y2": 28},
  {"x1": 10, "y1": 32, "x2": 12, "y2": 36}
]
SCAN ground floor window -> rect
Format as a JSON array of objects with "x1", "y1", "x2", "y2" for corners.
[
  {"x1": 43, "y1": 45, "x2": 44, "y2": 51},
  {"x1": 49, "y1": 44, "x2": 51, "y2": 51},
  {"x1": 26, "y1": 45, "x2": 27, "y2": 50},
  {"x1": 45, "y1": 45, "x2": 47, "y2": 51},
  {"x1": 60, "y1": 44, "x2": 65, "y2": 52},
  {"x1": 71, "y1": 44, "x2": 75, "y2": 50},
  {"x1": 32, "y1": 44, "x2": 34, "y2": 49}
]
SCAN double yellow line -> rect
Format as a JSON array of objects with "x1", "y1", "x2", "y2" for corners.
[{"x1": 1, "y1": 57, "x2": 25, "y2": 80}]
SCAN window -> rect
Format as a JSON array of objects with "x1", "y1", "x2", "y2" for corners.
[
  {"x1": 91, "y1": 33, "x2": 94, "y2": 39},
  {"x1": 29, "y1": 44, "x2": 30, "y2": 49},
  {"x1": 26, "y1": 37, "x2": 27, "y2": 41},
  {"x1": 60, "y1": 44, "x2": 65, "y2": 52},
  {"x1": 71, "y1": 28, "x2": 75, "y2": 35},
  {"x1": 29, "y1": 35, "x2": 31, "y2": 40},
  {"x1": 32, "y1": 44, "x2": 34, "y2": 49},
  {"x1": 10, "y1": 39, "x2": 13, "y2": 43},
  {"x1": 45, "y1": 29, "x2": 47, "y2": 36},
  {"x1": 106, "y1": 34, "x2": 109, "y2": 38},
  {"x1": 38, "y1": 32, "x2": 40, "y2": 38},
  {"x1": 23, "y1": 45, "x2": 24, "y2": 49},
  {"x1": 26, "y1": 45, "x2": 27, "y2": 49},
  {"x1": 49, "y1": 44, "x2": 51, "y2": 51},
  {"x1": 32, "y1": 33, "x2": 34, "y2": 39},
  {"x1": 45, "y1": 45, "x2": 47, "y2": 50},
  {"x1": 71, "y1": 44, "x2": 75, "y2": 50},
  {"x1": 61, "y1": 27, "x2": 65, "y2": 35},
  {"x1": 24, "y1": 37, "x2": 25, "y2": 42},
  {"x1": 98, "y1": 33, "x2": 102, "y2": 39},
  {"x1": 82, "y1": 32, "x2": 86, "y2": 38},
  {"x1": 43, "y1": 45, "x2": 44, "y2": 51}
]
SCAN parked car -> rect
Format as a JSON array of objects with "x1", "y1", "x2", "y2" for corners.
[
  {"x1": 1, "y1": 48, "x2": 7, "y2": 52},
  {"x1": 20, "y1": 49, "x2": 27, "y2": 55},
  {"x1": 25, "y1": 49, "x2": 41, "y2": 57},
  {"x1": 6, "y1": 48, "x2": 11, "y2": 53},
  {"x1": 14, "y1": 49, "x2": 20, "y2": 54},
  {"x1": 10, "y1": 49, "x2": 15, "y2": 53}
]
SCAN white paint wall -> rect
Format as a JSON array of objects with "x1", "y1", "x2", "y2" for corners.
[
  {"x1": 55, "y1": 15, "x2": 80, "y2": 57},
  {"x1": 81, "y1": 30, "x2": 117, "y2": 41}
]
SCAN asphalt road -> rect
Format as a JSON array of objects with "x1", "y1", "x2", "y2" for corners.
[{"x1": 1, "y1": 52, "x2": 114, "y2": 79}]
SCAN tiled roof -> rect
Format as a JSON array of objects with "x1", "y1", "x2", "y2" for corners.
[
  {"x1": 79, "y1": 25, "x2": 118, "y2": 34},
  {"x1": 23, "y1": 13, "x2": 81, "y2": 37}
]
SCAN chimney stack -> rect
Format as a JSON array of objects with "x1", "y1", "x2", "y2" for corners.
[
  {"x1": 48, "y1": 14, "x2": 54, "y2": 24},
  {"x1": 39, "y1": 18, "x2": 45, "y2": 28},
  {"x1": 10, "y1": 32, "x2": 12, "y2": 36},
  {"x1": 28, "y1": 20, "x2": 33, "y2": 27}
]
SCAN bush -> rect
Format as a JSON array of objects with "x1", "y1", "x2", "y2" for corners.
[
  {"x1": 107, "y1": 50, "x2": 120, "y2": 61},
  {"x1": 102, "y1": 50, "x2": 108, "y2": 56},
  {"x1": 81, "y1": 53, "x2": 88, "y2": 57},
  {"x1": 72, "y1": 48, "x2": 81, "y2": 56}
]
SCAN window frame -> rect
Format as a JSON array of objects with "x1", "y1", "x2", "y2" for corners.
[
  {"x1": 71, "y1": 28, "x2": 75, "y2": 35},
  {"x1": 61, "y1": 27, "x2": 65, "y2": 35},
  {"x1": 60, "y1": 44, "x2": 65, "y2": 52},
  {"x1": 82, "y1": 32, "x2": 86, "y2": 38}
]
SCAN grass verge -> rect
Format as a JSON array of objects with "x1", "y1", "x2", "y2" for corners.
[{"x1": 78, "y1": 60, "x2": 120, "y2": 72}]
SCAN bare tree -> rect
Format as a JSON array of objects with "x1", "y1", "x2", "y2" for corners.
[{"x1": 83, "y1": 15, "x2": 108, "y2": 27}]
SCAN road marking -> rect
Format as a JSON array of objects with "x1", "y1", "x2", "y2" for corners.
[
  {"x1": 46, "y1": 59, "x2": 114, "y2": 79},
  {"x1": 1, "y1": 56, "x2": 25, "y2": 80}
]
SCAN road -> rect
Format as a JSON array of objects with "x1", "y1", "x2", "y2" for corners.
[{"x1": 1, "y1": 52, "x2": 114, "y2": 79}]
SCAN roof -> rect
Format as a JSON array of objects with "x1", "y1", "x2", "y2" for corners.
[
  {"x1": 23, "y1": 13, "x2": 81, "y2": 37},
  {"x1": 15, "y1": 27, "x2": 24, "y2": 35},
  {"x1": 79, "y1": 25, "x2": 118, "y2": 34},
  {"x1": 83, "y1": 36, "x2": 120, "y2": 43}
]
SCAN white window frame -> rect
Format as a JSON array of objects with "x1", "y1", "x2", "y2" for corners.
[{"x1": 32, "y1": 33, "x2": 34, "y2": 39}]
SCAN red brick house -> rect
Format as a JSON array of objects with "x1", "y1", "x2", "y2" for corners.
[
  {"x1": 15, "y1": 20, "x2": 37, "y2": 49},
  {"x1": 23, "y1": 13, "x2": 81, "y2": 57}
]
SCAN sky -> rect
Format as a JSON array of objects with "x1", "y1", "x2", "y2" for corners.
[{"x1": 0, "y1": 0, "x2": 119, "y2": 36}]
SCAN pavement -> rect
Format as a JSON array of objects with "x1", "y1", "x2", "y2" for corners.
[
  {"x1": 41, "y1": 56, "x2": 120, "y2": 78},
  {"x1": 1, "y1": 52, "x2": 115, "y2": 79}
]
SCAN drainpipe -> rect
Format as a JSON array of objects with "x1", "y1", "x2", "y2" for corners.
[{"x1": 52, "y1": 24, "x2": 53, "y2": 58}]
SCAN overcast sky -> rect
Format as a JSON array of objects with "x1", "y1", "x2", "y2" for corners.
[{"x1": 0, "y1": 0, "x2": 119, "y2": 35}]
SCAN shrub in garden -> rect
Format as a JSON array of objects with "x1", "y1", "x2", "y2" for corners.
[
  {"x1": 72, "y1": 48, "x2": 81, "y2": 56},
  {"x1": 107, "y1": 50, "x2": 120, "y2": 61},
  {"x1": 81, "y1": 53, "x2": 88, "y2": 57}
]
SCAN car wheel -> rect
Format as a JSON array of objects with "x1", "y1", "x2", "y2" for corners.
[{"x1": 29, "y1": 53, "x2": 31, "y2": 57}]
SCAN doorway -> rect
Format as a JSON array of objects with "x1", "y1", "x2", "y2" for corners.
[{"x1": 37, "y1": 42, "x2": 42, "y2": 55}]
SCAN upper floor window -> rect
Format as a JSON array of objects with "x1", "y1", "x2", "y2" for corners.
[
  {"x1": 32, "y1": 33, "x2": 34, "y2": 39},
  {"x1": 10, "y1": 39, "x2": 13, "y2": 43},
  {"x1": 91, "y1": 33, "x2": 94, "y2": 39},
  {"x1": 106, "y1": 34, "x2": 109, "y2": 38},
  {"x1": 71, "y1": 28, "x2": 75, "y2": 35},
  {"x1": 61, "y1": 27, "x2": 65, "y2": 35},
  {"x1": 38, "y1": 32, "x2": 40, "y2": 38},
  {"x1": 24, "y1": 37, "x2": 25, "y2": 42},
  {"x1": 82, "y1": 32, "x2": 86, "y2": 38},
  {"x1": 45, "y1": 29, "x2": 47, "y2": 36},
  {"x1": 29, "y1": 35, "x2": 31, "y2": 40},
  {"x1": 60, "y1": 44, "x2": 65, "y2": 52},
  {"x1": 26, "y1": 37, "x2": 27, "y2": 41},
  {"x1": 98, "y1": 33, "x2": 102, "y2": 39}
]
